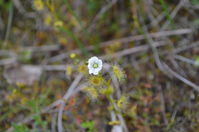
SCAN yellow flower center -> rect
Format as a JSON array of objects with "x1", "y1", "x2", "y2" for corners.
[{"x1": 93, "y1": 63, "x2": 98, "y2": 68}]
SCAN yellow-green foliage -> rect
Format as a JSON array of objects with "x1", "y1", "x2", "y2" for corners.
[
  {"x1": 117, "y1": 95, "x2": 128, "y2": 110},
  {"x1": 112, "y1": 65, "x2": 125, "y2": 82},
  {"x1": 33, "y1": 0, "x2": 44, "y2": 11},
  {"x1": 66, "y1": 65, "x2": 73, "y2": 77},
  {"x1": 78, "y1": 64, "x2": 88, "y2": 75},
  {"x1": 88, "y1": 75, "x2": 104, "y2": 87},
  {"x1": 44, "y1": 14, "x2": 52, "y2": 26},
  {"x1": 54, "y1": 20, "x2": 64, "y2": 28},
  {"x1": 70, "y1": 53, "x2": 77, "y2": 59},
  {"x1": 100, "y1": 86, "x2": 114, "y2": 96},
  {"x1": 108, "y1": 120, "x2": 120, "y2": 126},
  {"x1": 83, "y1": 87, "x2": 98, "y2": 99}
]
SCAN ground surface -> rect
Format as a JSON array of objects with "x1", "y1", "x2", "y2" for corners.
[{"x1": 0, "y1": 0, "x2": 199, "y2": 132}]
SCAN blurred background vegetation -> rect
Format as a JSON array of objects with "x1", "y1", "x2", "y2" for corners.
[{"x1": 1, "y1": 0, "x2": 199, "y2": 132}]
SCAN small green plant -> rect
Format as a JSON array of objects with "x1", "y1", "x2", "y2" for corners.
[
  {"x1": 159, "y1": 0, "x2": 173, "y2": 26},
  {"x1": 19, "y1": 50, "x2": 32, "y2": 63},
  {"x1": 192, "y1": 0, "x2": 199, "y2": 5},
  {"x1": 194, "y1": 56, "x2": 199, "y2": 66},
  {"x1": 12, "y1": 123, "x2": 29, "y2": 132},
  {"x1": 25, "y1": 96, "x2": 48, "y2": 131},
  {"x1": 81, "y1": 121, "x2": 95, "y2": 132}
]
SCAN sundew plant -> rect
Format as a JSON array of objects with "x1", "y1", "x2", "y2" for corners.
[
  {"x1": 48, "y1": 55, "x2": 128, "y2": 132},
  {"x1": 82, "y1": 56, "x2": 128, "y2": 131},
  {"x1": 64, "y1": 55, "x2": 128, "y2": 132}
]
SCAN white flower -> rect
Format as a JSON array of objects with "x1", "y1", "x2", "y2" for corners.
[{"x1": 87, "y1": 56, "x2": 103, "y2": 75}]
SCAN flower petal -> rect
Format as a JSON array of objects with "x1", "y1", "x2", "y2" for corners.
[
  {"x1": 93, "y1": 70, "x2": 99, "y2": 75},
  {"x1": 88, "y1": 56, "x2": 98, "y2": 64},
  {"x1": 87, "y1": 56, "x2": 103, "y2": 75}
]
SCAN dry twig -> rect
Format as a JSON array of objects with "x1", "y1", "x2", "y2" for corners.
[
  {"x1": 163, "y1": 63, "x2": 199, "y2": 92},
  {"x1": 48, "y1": 28, "x2": 192, "y2": 62},
  {"x1": 57, "y1": 74, "x2": 82, "y2": 132}
]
